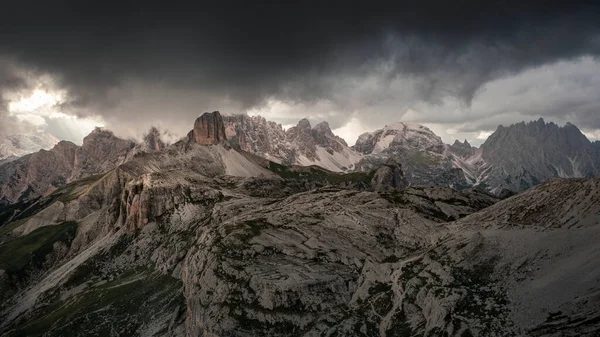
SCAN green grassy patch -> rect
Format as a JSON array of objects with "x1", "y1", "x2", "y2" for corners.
[
  {"x1": 7, "y1": 268, "x2": 183, "y2": 337},
  {"x1": 50, "y1": 173, "x2": 106, "y2": 203},
  {"x1": 0, "y1": 217, "x2": 31, "y2": 237},
  {"x1": 404, "y1": 151, "x2": 444, "y2": 167},
  {"x1": 267, "y1": 162, "x2": 371, "y2": 184},
  {"x1": 0, "y1": 221, "x2": 78, "y2": 273}
]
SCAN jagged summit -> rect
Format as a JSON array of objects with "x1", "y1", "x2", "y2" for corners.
[
  {"x1": 448, "y1": 138, "x2": 477, "y2": 159},
  {"x1": 222, "y1": 114, "x2": 362, "y2": 172},
  {"x1": 2, "y1": 113, "x2": 599, "y2": 202},
  {"x1": 452, "y1": 139, "x2": 471, "y2": 147},
  {"x1": 141, "y1": 126, "x2": 167, "y2": 152},
  {"x1": 478, "y1": 118, "x2": 598, "y2": 192},
  {"x1": 0, "y1": 128, "x2": 134, "y2": 205}
]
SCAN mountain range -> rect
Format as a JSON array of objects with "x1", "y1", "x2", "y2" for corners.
[
  {"x1": 1, "y1": 113, "x2": 599, "y2": 207},
  {"x1": 224, "y1": 115, "x2": 600, "y2": 194},
  {"x1": 0, "y1": 111, "x2": 599, "y2": 336}
]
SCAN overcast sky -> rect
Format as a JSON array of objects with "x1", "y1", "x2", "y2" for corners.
[{"x1": 1, "y1": 1, "x2": 600, "y2": 146}]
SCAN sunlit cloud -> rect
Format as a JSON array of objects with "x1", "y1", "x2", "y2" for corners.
[
  {"x1": 582, "y1": 130, "x2": 600, "y2": 141},
  {"x1": 7, "y1": 87, "x2": 105, "y2": 144},
  {"x1": 8, "y1": 89, "x2": 66, "y2": 114},
  {"x1": 476, "y1": 131, "x2": 493, "y2": 140}
]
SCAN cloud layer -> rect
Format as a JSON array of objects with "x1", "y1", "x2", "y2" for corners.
[{"x1": 1, "y1": 1, "x2": 599, "y2": 144}]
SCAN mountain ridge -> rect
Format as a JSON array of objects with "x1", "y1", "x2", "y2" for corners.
[{"x1": 1, "y1": 113, "x2": 598, "y2": 207}]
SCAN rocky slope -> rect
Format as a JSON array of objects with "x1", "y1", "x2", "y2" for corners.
[
  {"x1": 223, "y1": 115, "x2": 362, "y2": 172},
  {"x1": 0, "y1": 137, "x2": 500, "y2": 336},
  {"x1": 0, "y1": 155, "x2": 18, "y2": 167}
]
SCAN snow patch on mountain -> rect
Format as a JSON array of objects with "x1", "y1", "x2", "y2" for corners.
[{"x1": 371, "y1": 134, "x2": 395, "y2": 154}]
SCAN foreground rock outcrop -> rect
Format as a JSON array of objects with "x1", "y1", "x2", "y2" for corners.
[
  {"x1": 1, "y1": 124, "x2": 599, "y2": 336},
  {"x1": 2, "y1": 113, "x2": 600, "y2": 337},
  {"x1": 370, "y1": 159, "x2": 409, "y2": 191}
]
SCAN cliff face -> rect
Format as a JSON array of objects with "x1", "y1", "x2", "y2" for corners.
[
  {"x1": 189, "y1": 111, "x2": 228, "y2": 145},
  {"x1": 223, "y1": 114, "x2": 293, "y2": 163}
]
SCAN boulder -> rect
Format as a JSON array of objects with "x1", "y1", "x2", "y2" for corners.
[{"x1": 370, "y1": 158, "x2": 409, "y2": 191}]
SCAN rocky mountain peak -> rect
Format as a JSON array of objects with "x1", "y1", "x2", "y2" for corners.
[
  {"x1": 79, "y1": 128, "x2": 135, "y2": 163},
  {"x1": 222, "y1": 114, "x2": 291, "y2": 162},
  {"x1": 286, "y1": 118, "x2": 313, "y2": 138},
  {"x1": 52, "y1": 140, "x2": 78, "y2": 155},
  {"x1": 448, "y1": 138, "x2": 476, "y2": 159},
  {"x1": 312, "y1": 121, "x2": 348, "y2": 152},
  {"x1": 189, "y1": 111, "x2": 228, "y2": 145},
  {"x1": 286, "y1": 119, "x2": 317, "y2": 160},
  {"x1": 312, "y1": 121, "x2": 331, "y2": 135},
  {"x1": 297, "y1": 118, "x2": 312, "y2": 130},
  {"x1": 451, "y1": 139, "x2": 472, "y2": 147},
  {"x1": 142, "y1": 127, "x2": 167, "y2": 152},
  {"x1": 82, "y1": 127, "x2": 113, "y2": 142},
  {"x1": 355, "y1": 122, "x2": 444, "y2": 155}
]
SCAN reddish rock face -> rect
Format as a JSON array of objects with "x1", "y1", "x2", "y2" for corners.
[{"x1": 189, "y1": 111, "x2": 228, "y2": 145}]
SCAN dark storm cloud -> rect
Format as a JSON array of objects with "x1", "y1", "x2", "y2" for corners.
[
  {"x1": 0, "y1": 58, "x2": 30, "y2": 137},
  {"x1": 2, "y1": 2, "x2": 599, "y2": 104},
  {"x1": 1, "y1": 1, "x2": 600, "y2": 141}
]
